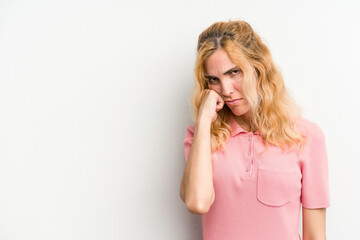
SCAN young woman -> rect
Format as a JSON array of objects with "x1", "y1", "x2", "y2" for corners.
[{"x1": 180, "y1": 20, "x2": 330, "y2": 240}]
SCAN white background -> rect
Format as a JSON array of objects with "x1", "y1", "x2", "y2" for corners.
[{"x1": 0, "y1": 0, "x2": 359, "y2": 239}]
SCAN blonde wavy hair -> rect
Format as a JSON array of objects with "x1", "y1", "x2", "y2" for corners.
[{"x1": 190, "y1": 19, "x2": 307, "y2": 157}]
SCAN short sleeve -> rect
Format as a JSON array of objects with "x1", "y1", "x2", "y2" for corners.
[
  {"x1": 183, "y1": 125, "x2": 195, "y2": 163},
  {"x1": 301, "y1": 123, "x2": 330, "y2": 209}
]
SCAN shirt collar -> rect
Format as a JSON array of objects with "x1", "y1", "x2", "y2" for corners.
[{"x1": 228, "y1": 115, "x2": 261, "y2": 137}]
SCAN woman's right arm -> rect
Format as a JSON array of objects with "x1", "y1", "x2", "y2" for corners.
[
  {"x1": 180, "y1": 90, "x2": 224, "y2": 215},
  {"x1": 180, "y1": 116, "x2": 215, "y2": 215}
]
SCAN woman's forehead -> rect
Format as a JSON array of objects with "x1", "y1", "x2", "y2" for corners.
[{"x1": 204, "y1": 50, "x2": 236, "y2": 74}]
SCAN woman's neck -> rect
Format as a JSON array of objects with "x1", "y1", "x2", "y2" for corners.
[{"x1": 232, "y1": 113, "x2": 253, "y2": 132}]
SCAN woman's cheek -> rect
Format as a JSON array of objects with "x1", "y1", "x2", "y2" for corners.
[{"x1": 208, "y1": 85, "x2": 215, "y2": 91}]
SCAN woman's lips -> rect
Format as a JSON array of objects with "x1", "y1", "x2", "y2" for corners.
[{"x1": 226, "y1": 98, "x2": 243, "y2": 106}]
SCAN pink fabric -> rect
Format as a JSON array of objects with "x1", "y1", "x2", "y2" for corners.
[{"x1": 183, "y1": 115, "x2": 330, "y2": 240}]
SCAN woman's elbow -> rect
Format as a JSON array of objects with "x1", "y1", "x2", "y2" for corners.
[{"x1": 185, "y1": 199, "x2": 212, "y2": 215}]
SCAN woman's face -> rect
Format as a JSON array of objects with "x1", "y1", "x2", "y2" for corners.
[{"x1": 204, "y1": 49, "x2": 251, "y2": 119}]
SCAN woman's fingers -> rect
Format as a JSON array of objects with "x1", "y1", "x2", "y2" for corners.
[{"x1": 216, "y1": 100, "x2": 224, "y2": 111}]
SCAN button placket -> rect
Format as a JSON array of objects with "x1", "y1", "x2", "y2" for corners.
[{"x1": 245, "y1": 133, "x2": 254, "y2": 177}]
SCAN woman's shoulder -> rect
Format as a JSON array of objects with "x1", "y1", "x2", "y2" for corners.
[
  {"x1": 294, "y1": 116, "x2": 324, "y2": 137},
  {"x1": 183, "y1": 123, "x2": 196, "y2": 143},
  {"x1": 185, "y1": 123, "x2": 196, "y2": 133}
]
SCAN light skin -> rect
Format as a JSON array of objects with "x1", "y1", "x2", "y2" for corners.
[
  {"x1": 181, "y1": 48, "x2": 327, "y2": 238},
  {"x1": 204, "y1": 48, "x2": 253, "y2": 131},
  {"x1": 302, "y1": 207, "x2": 327, "y2": 240}
]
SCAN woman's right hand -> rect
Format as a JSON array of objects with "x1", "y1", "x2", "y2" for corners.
[{"x1": 197, "y1": 89, "x2": 225, "y2": 123}]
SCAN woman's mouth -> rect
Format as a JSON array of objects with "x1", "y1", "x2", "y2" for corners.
[{"x1": 226, "y1": 98, "x2": 243, "y2": 106}]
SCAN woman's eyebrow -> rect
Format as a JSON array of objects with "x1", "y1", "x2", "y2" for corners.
[{"x1": 205, "y1": 66, "x2": 239, "y2": 79}]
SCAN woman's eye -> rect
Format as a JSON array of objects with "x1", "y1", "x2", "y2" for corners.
[
  {"x1": 232, "y1": 70, "x2": 239, "y2": 75},
  {"x1": 208, "y1": 78, "x2": 218, "y2": 84}
]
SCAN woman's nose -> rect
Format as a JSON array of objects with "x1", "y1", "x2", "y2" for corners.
[{"x1": 221, "y1": 78, "x2": 234, "y2": 96}]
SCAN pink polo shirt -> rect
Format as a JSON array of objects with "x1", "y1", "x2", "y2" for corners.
[{"x1": 183, "y1": 115, "x2": 330, "y2": 240}]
